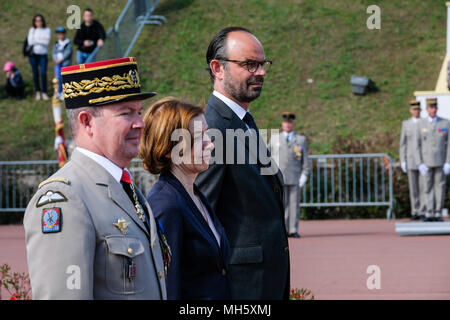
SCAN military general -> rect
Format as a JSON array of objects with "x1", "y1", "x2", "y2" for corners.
[
  {"x1": 417, "y1": 98, "x2": 450, "y2": 222},
  {"x1": 399, "y1": 99, "x2": 425, "y2": 220},
  {"x1": 23, "y1": 57, "x2": 168, "y2": 299},
  {"x1": 269, "y1": 112, "x2": 310, "y2": 238}
]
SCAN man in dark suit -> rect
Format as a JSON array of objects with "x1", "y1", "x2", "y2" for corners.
[{"x1": 195, "y1": 27, "x2": 290, "y2": 300}]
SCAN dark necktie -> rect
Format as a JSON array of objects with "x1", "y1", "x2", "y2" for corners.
[{"x1": 242, "y1": 112, "x2": 259, "y2": 134}]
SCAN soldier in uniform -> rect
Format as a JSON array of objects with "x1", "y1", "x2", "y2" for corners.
[
  {"x1": 269, "y1": 112, "x2": 310, "y2": 238},
  {"x1": 399, "y1": 99, "x2": 425, "y2": 220},
  {"x1": 417, "y1": 98, "x2": 450, "y2": 222},
  {"x1": 23, "y1": 57, "x2": 169, "y2": 299}
]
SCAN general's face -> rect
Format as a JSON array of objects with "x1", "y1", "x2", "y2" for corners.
[
  {"x1": 92, "y1": 100, "x2": 144, "y2": 167},
  {"x1": 223, "y1": 31, "x2": 266, "y2": 103},
  {"x1": 282, "y1": 120, "x2": 295, "y2": 133},
  {"x1": 427, "y1": 105, "x2": 437, "y2": 118},
  {"x1": 183, "y1": 114, "x2": 214, "y2": 174}
]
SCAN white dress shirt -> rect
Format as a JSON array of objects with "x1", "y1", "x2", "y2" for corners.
[
  {"x1": 76, "y1": 147, "x2": 131, "y2": 183},
  {"x1": 428, "y1": 116, "x2": 437, "y2": 123},
  {"x1": 213, "y1": 90, "x2": 250, "y2": 129},
  {"x1": 283, "y1": 131, "x2": 294, "y2": 142}
]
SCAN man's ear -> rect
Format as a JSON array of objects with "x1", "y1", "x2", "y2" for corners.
[
  {"x1": 210, "y1": 60, "x2": 224, "y2": 81},
  {"x1": 78, "y1": 111, "x2": 94, "y2": 136}
]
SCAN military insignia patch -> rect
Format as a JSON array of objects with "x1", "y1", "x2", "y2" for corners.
[
  {"x1": 42, "y1": 208, "x2": 62, "y2": 233},
  {"x1": 36, "y1": 190, "x2": 67, "y2": 207},
  {"x1": 438, "y1": 128, "x2": 448, "y2": 135}
]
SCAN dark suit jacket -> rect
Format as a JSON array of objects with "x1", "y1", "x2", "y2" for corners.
[
  {"x1": 195, "y1": 93, "x2": 290, "y2": 300},
  {"x1": 147, "y1": 171, "x2": 231, "y2": 300}
]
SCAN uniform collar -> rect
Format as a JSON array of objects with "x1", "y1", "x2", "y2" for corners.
[
  {"x1": 213, "y1": 90, "x2": 249, "y2": 121},
  {"x1": 283, "y1": 131, "x2": 294, "y2": 139},
  {"x1": 412, "y1": 117, "x2": 420, "y2": 123},
  {"x1": 428, "y1": 116, "x2": 437, "y2": 123},
  {"x1": 76, "y1": 147, "x2": 131, "y2": 184}
]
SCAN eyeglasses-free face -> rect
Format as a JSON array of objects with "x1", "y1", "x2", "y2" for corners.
[{"x1": 220, "y1": 58, "x2": 272, "y2": 73}]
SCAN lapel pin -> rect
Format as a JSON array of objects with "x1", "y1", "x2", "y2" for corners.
[{"x1": 113, "y1": 218, "x2": 130, "y2": 235}]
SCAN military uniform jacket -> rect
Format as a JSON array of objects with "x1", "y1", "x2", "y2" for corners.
[
  {"x1": 417, "y1": 117, "x2": 450, "y2": 168},
  {"x1": 269, "y1": 132, "x2": 310, "y2": 185},
  {"x1": 23, "y1": 149, "x2": 167, "y2": 299},
  {"x1": 399, "y1": 118, "x2": 421, "y2": 170}
]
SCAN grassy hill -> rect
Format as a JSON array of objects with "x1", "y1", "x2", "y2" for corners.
[{"x1": 0, "y1": 0, "x2": 447, "y2": 161}]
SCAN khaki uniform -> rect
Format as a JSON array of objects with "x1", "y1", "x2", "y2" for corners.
[
  {"x1": 270, "y1": 132, "x2": 310, "y2": 234},
  {"x1": 399, "y1": 118, "x2": 425, "y2": 217},
  {"x1": 24, "y1": 149, "x2": 167, "y2": 299},
  {"x1": 417, "y1": 117, "x2": 450, "y2": 218}
]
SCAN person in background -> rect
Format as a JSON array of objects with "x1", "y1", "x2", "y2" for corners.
[
  {"x1": 269, "y1": 112, "x2": 310, "y2": 238},
  {"x1": 417, "y1": 98, "x2": 450, "y2": 222},
  {"x1": 141, "y1": 97, "x2": 231, "y2": 300},
  {"x1": 3, "y1": 61, "x2": 25, "y2": 99},
  {"x1": 52, "y1": 27, "x2": 72, "y2": 101},
  {"x1": 74, "y1": 8, "x2": 106, "y2": 64},
  {"x1": 399, "y1": 99, "x2": 425, "y2": 220},
  {"x1": 27, "y1": 14, "x2": 51, "y2": 101}
]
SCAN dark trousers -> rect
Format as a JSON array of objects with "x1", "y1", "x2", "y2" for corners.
[
  {"x1": 5, "y1": 81, "x2": 25, "y2": 98},
  {"x1": 29, "y1": 54, "x2": 48, "y2": 93}
]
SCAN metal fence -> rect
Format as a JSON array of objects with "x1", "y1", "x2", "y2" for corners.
[
  {"x1": 88, "y1": 0, "x2": 166, "y2": 62},
  {"x1": 0, "y1": 159, "x2": 158, "y2": 213},
  {"x1": 1, "y1": 154, "x2": 395, "y2": 217},
  {"x1": 300, "y1": 154, "x2": 394, "y2": 219}
]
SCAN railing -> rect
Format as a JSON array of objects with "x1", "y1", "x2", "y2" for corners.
[
  {"x1": 0, "y1": 159, "x2": 158, "y2": 213},
  {"x1": 1, "y1": 154, "x2": 395, "y2": 217},
  {"x1": 88, "y1": 0, "x2": 166, "y2": 62},
  {"x1": 300, "y1": 154, "x2": 394, "y2": 219}
]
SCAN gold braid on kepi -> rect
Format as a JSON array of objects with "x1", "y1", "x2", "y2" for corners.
[{"x1": 61, "y1": 57, "x2": 156, "y2": 109}]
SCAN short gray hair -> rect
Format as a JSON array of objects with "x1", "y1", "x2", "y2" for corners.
[{"x1": 66, "y1": 106, "x2": 103, "y2": 137}]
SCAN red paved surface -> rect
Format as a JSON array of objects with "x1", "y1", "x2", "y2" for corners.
[{"x1": 1, "y1": 219, "x2": 450, "y2": 299}]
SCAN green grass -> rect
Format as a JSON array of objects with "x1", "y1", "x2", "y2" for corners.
[{"x1": 0, "y1": 0, "x2": 447, "y2": 160}]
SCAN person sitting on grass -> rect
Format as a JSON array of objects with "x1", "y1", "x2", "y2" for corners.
[{"x1": 3, "y1": 61, "x2": 25, "y2": 99}]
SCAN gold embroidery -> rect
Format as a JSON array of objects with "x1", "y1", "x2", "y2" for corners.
[
  {"x1": 63, "y1": 69, "x2": 140, "y2": 99},
  {"x1": 89, "y1": 93, "x2": 138, "y2": 104}
]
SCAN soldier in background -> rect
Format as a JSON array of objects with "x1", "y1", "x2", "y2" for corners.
[
  {"x1": 417, "y1": 98, "x2": 450, "y2": 222},
  {"x1": 269, "y1": 112, "x2": 310, "y2": 238},
  {"x1": 399, "y1": 99, "x2": 425, "y2": 220}
]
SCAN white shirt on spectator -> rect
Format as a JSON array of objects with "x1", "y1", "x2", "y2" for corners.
[{"x1": 28, "y1": 27, "x2": 51, "y2": 55}]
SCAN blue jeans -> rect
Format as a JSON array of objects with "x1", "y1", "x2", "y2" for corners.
[
  {"x1": 54, "y1": 64, "x2": 63, "y2": 94},
  {"x1": 76, "y1": 50, "x2": 96, "y2": 64},
  {"x1": 29, "y1": 54, "x2": 48, "y2": 93}
]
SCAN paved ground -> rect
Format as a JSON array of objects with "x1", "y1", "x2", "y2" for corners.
[{"x1": 1, "y1": 219, "x2": 450, "y2": 299}]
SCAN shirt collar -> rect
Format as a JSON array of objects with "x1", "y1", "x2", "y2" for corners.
[
  {"x1": 76, "y1": 147, "x2": 129, "y2": 183},
  {"x1": 213, "y1": 90, "x2": 249, "y2": 120},
  {"x1": 428, "y1": 116, "x2": 437, "y2": 123},
  {"x1": 283, "y1": 131, "x2": 294, "y2": 138},
  {"x1": 412, "y1": 117, "x2": 419, "y2": 123}
]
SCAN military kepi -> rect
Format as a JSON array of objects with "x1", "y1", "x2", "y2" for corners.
[
  {"x1": 409, "y1": 99, "x2": 420, "y2": 109},
  {"x1": 282, "y1": 112, "x2": 296, "y2": 121},
  {"x1": 61, "y1": 57, "x2": 156, "y2": 109},
  {"x1": 426, "y1": 98, "x2": 437, "y2": 107}
]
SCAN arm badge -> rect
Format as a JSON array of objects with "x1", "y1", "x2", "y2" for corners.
[
  {"x1": 36, "y1": 190, "x2": 67, "y2": 207},
  {"x1": 42, "y1": 208, "x2": 62, "y2": 233}
]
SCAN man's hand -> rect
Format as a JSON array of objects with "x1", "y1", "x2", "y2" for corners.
[
  {"x1": 401, "y1": 161, "x2": 407, "y2": 173},
  {"x1": 83, "y1": 40, "x2": 93, "y2": 47},
  {"x1": 418, "y1": 163, "x2": 429, "y2": 176},
  {"x1": 97, "y1": 39, "x2": 104, "y2": 47},
  {"x1": 443, "y1": 163, "x2": 450, "y2": 175},
  {"x1": 299, "y1": 174, "x2": 308, "y2": 188}
]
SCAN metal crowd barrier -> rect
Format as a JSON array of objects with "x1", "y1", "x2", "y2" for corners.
[
  {"x1": 1, "y1": 154, "x2": 395, "y2": 217},
  {"x1": 89, "y1": 0, "x2": 166, "y2": 62},
  {"x1": 300, "y1": 154, "x2": 394, "y2": 219},
  {"x1": 0, "y1": 159, "x2": 157, "y2": 213}
]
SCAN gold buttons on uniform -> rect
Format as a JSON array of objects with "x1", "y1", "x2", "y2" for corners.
[
  {"x1": 158, "y1": 271, "x2": 163, "y2": 279},
  {"x1": 284, "y1": 246, "x2": 289, "y2": 252},
  {"x1": 152, "y1": 242, "x2": 156, "y2": 249},
  {"x1": 128, "y1": 248, "x2": 133, "y2": 255}
]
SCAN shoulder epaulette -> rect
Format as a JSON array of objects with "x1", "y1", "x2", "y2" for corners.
[{"x1": 38, "y1": 177, "x2": 70, "y2": 189}]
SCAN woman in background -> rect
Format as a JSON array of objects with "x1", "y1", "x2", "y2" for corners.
[
  {"x1": 140, "y1": 97, "x2": 231, "y2": 300},
  {"x1": 27, "y1": 14, "x2": 50, "y2": 101}
]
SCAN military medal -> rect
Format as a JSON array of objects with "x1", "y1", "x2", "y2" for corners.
[
  {"x1": 157, "y1": 220, "x2": 172, "y2": 276},
  {"x1": 127, "y1": 258, "x2": 136, "y2": 280}
]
